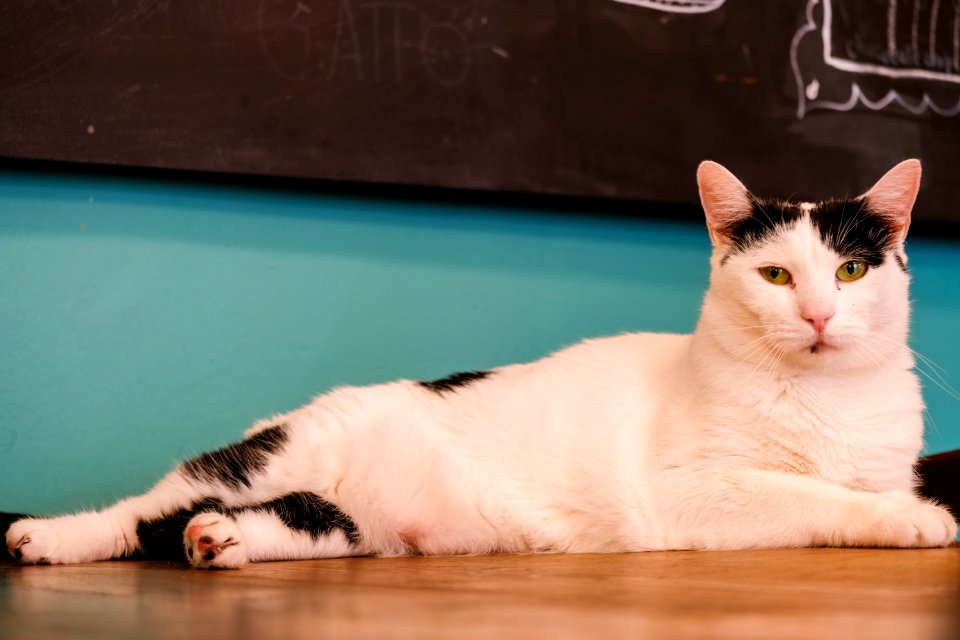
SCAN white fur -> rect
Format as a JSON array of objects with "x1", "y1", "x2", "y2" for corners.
[{"x1": 7, "y1": 161, "x2": 956, "y2": 568}]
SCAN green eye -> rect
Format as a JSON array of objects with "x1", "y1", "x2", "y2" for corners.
[
  {"x1": 760, "y1": 266, "x2": 791, "y2": 285},
  {"x1": 837, "y1": 260, "x2": 867, "y2": 282}
]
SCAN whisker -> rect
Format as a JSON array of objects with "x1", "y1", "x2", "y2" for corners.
[
  {"x1": 858, "y1": 334, "x2": 895, "y2": 370},
  {"x1": 867, "y1": 331, "x2": 960, "y2": 401}
]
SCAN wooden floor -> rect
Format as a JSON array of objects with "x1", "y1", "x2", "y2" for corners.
[{"x1": 1, "y1": 547, "x2": 958, "y2": 640}]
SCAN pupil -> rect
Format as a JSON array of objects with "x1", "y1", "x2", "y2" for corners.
[
  {"x1": 847, "y1": 263, "x2": 855, "y2": 274},
  {"x1": 770, "y1": 268, "x2": 779, "y2": 278}
]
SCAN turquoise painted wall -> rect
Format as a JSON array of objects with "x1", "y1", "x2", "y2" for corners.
[{"x1": 2, "y1": 170, "x2": 959, "y2": 515}]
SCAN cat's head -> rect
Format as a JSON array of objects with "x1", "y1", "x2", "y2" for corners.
[{"x1": 696, "y1": 160, "x2": 920, "y2": 372}]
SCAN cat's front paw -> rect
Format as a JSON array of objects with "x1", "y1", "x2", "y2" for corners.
[
  {"x1": 6, "y1": 518, "x2": 62, "y2": 564},
  {"x1": 871, "y1": 497, "x2": 957, "y2": 548},
  {"x1": 183, "y1": 512, "x2": 247, "y2": 569}
]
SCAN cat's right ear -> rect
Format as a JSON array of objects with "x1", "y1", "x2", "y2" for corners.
[
  {"x1": 861, "y1": 159, "x2": 921, "y2": 244},
  {"x1": 696, "y1": 161, "x2": 753, "y2": 247}
]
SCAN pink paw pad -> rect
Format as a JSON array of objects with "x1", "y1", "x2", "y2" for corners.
[
  {"x1": 187, "y1": 524, "x2": 237, "y2": 563},
  {"x1": 183, "y1": 514, "x2": 246, "y2": 568}
]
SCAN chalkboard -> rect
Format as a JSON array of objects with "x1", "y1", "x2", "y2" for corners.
[{"x1": 2, "y1": 0, "x2": 959, "y2": 224}]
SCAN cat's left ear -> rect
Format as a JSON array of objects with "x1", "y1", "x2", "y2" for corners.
[
  {"x1": 697, "y1": 161, "x2": 753, "y2": 247},
  {"x1": 861, "y1": 159, "x2": 921, "y2": 244}
]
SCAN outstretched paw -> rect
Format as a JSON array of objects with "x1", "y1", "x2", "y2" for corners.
[
  {"x1": 6, "y1": 519, "x2": 61, "y2": 565},
  {"x1": 183, "y1": 512, "x2": 247, "y2": 569},
  {"x1": 873, "y1": 495, "x2": 957, "y2": 548}
]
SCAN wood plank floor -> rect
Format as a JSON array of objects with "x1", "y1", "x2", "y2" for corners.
[{"x1": 1, "y1": 546, "x2": 958, "y2": 640}]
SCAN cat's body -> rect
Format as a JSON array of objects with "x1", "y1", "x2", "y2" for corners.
[{"x1": 6, "y1": 160, "x2": 956, "y2": 568}]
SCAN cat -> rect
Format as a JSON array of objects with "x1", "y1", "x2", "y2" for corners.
[{"x1": 5, "y1": 160, "x2": 957, "y2": 569}]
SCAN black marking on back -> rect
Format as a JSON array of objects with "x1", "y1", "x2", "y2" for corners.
[
  {"x1": 254, "y1": 492, "x2": 360, "y2": 543},
  {"x1": 182, "y1": 424, "x2": 288, "y2": 490},
  {"x1": 419, "y1": 370, "x2": 492, "y2": 395}
]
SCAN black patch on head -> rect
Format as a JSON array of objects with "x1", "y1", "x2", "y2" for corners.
[
  {"x1": 135, "y1": 497, "x2": 227, "y2": 562},
  {"x1": 809, "y1": 199, "x2": 895, "y2": 266},
  {"x1": 419, "y1": 370, "x2": 492, "y2": 395},
  {"x1": 182, "y1": 424, "x2": 288, "y2": 490},
  {"x1": 719, "y1": 195, "x2": 900, "y2": 267},
  {"x1": 254, "y1": 492, "x2": 360, "y2": 543},
  {"x1": 722, "y1": 197, "x2": 803, "y2": 259}
]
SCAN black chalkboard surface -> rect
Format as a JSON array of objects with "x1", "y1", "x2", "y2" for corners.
[{"x1": 2, "y1": 0, "x2": 959, "y2": 223}]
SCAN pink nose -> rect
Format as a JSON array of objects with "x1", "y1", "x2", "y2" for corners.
[{"x1": 803, "y1": 310, "x2": 834, "y2": 334}]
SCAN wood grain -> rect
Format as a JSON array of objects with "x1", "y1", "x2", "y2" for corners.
[{"x1": 2, "y1": 547, "x2": 958, "y2": 639}]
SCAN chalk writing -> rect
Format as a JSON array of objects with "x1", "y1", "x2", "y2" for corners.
[
  {"x1": 608, "y1": 0, "x2": 726, "y2": 13},
  {"x1": 257, "y1": 0, "x2": 481, "y2": 86},
  {"x1": 791, "y1": 0, "x2": 960, "y2": 117}
]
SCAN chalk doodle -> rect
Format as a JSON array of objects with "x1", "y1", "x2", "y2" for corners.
[
  {"x1": 256, "y1": 0, "x2": 481, "y2": 86},
  {"x1": 790, "y1": 0, "x2": 960, "y2": 117},
  {"x1": 608, "y1": 0, "x2": 725, "y2": 12}
]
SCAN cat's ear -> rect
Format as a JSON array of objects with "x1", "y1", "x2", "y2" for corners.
[
  {"x1": 697, "y1": 161, "x2": 753, "y2": 247},
  {"x1": 861, "y1": 159, "x2": 921, "y2": 243}
]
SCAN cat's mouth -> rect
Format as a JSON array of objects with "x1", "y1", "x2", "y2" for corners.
[{"x1": 808, "y1": 338, "x2": 835, "y2": 354}]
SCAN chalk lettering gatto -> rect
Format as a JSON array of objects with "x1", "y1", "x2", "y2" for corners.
[{"x1": 256, "y1": 0, "x2": 483, "y2": 86}]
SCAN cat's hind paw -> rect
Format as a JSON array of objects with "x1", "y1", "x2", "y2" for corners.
[
  {"x1": 6, "y1": 518, "x2": 61, "y2": 565},
  {"x1": 183, "y1": 512, "x2": 247, "y2": 569}
]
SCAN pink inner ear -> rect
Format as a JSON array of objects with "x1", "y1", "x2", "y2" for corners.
[
  {"x1": 863, "y1": 159, "x2": 921, "y2": 237},
  {"x1": 697, "y1": 161, "x2": 752, "y2": 244}
]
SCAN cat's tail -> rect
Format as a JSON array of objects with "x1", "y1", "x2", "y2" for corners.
[{"x1": 917, "y1": 451, "x2": 960, "y2": 518}]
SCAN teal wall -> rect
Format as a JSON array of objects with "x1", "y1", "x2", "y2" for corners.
[{"x1": 2, "y1": 170, "x2": 959, "y2": 515}]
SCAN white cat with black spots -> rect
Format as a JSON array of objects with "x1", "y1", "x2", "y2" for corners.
[{"x1": 7, "y1": 160, "x2": 955, "y2": 568}]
